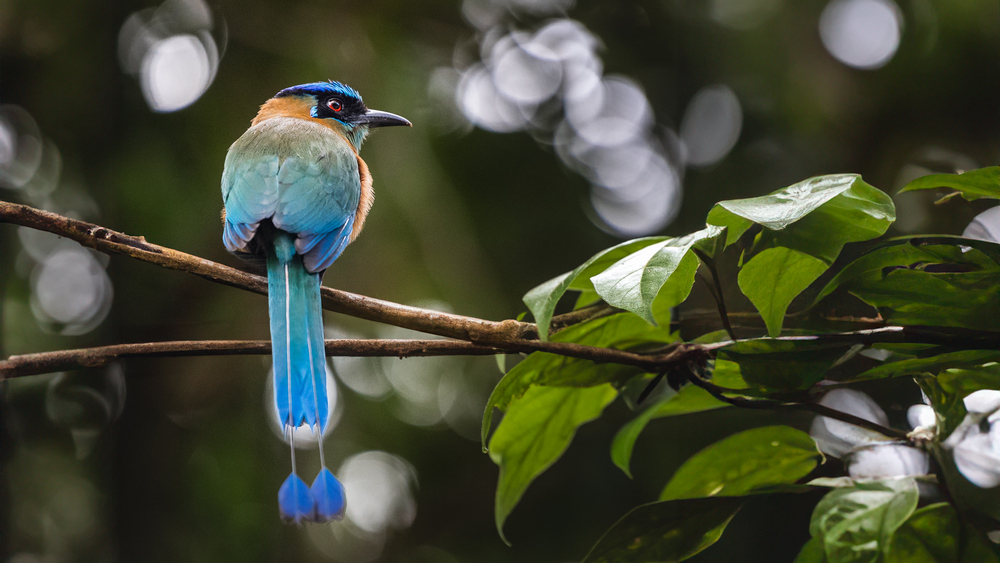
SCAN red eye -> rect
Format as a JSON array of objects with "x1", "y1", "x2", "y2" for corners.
[{"x1": 327, "y1": 99, "x2": 343, "y2": 112}]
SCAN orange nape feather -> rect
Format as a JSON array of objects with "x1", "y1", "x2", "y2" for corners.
[{"x1": 251, "y1": 96, "x2": 359, "y2": 151}]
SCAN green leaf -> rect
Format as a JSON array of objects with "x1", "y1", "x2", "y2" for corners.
[
  {"x1": 898, "y1": 167, "x2": 1000, "y2": 201},
  {"x1": 809, "y1": 478, "x2": 919, "y2": 563},
  {"x1": 481, "y1": 312, "x2": 675, "y2": 448},
  {"x1": 710, "y1": 359, "x2": 754, "y2": 391},
  {"x1": 886, "y1": 503, "x2": 999, "y2": 563},
  {"x1": 717, "y1": 340, "x2": 857, "y2": 390},
  {"x1": 916, "y1": 363, "x2": 1000, "y2": 438},
  {"x1": 794, "y1": 536, "x2": 828, "y2": 563},
  {"x1": 937, "y1": 364, "x2": 1000, "y2": 395},
  {"x1": 488, "y1": 384, "x2": 618, "y2": 542},
  {"x1": 611, "y1": 385, "x2": 729, "y2": 477},
  {"x1": 581, "y1": 497, "x2": 742, "y2": 563},
  {"x1": 814, "y1": 240, "x2": 1000, "y2": 305},
  {"x1": 848, "y1": 268, "x2": 1000, "y2": 331},
  {"x1": 524, "y1": 238, "x2": 666, "y2": 341},
  {"x1": 857, "y1": 350, "x2": 1000, "y2": 381},
  {"x1": 591, "y1": 226, "x2": 723, "y2": 324},
  {"x1": 738, "y1": 247, "x2": 830, "y2": 337},
  {"x1": 707, "y1": 175, "x2": 895, "y2": 262},
  {"x1": 659, "y1": 426, "x2": 822, "y2": 501}
]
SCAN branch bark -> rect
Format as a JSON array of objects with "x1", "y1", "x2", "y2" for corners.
[
  {"x1": 0, "y1": 339, "x2": 505, "y2": 378},
  {"x1": 0, "y1": 337, "x2": 711, "y2": 379},
  {"x1": 0, "y1": 201, "x2": 534, "y2": 344},
  {"x1": 3, "y1": 199, "x2": 997, "y2": 443}
]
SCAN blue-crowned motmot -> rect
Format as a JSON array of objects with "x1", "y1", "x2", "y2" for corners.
[{"x1": 220, "y1": 81, "x2": 410, "y2": 522}]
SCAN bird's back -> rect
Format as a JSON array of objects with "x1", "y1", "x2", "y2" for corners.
[{"x1": 222, "y1": 117, "x2": 362, "y2": 271}]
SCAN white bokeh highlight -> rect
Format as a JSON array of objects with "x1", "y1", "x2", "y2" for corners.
[
  {"x1": 29, "y1": 246, "x2": 113, "y2": 336},
  {"x1": 680, "y1": 85, "x2": 743, "y2": 167},
  {"x1": 819, "y1": 0, "x2": 902, "y2": 70},
  {"x1": 119, "y1": 0, "x2": 221, "y2": 112},
  {"x1": 338, "y1": 451, "x2": 417, "y2": 534},
  {"x1": 442, "y1": 16, "x2": 689, "y2": 236},
  {"x1": 140, "y1": 34, "x2": 215, "y2": 112}
]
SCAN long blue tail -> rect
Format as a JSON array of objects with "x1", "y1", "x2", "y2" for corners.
[{"x1": 266, "y1": 230, "x2": 346, "y2": 523}]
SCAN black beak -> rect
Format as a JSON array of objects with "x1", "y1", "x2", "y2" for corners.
[{"x1": 357, "y1": 109, "x2": 412, "y2": 128}]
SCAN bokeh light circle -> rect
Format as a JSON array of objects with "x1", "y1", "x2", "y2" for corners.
[{"x1": 819, "y1": 0, "x2": 902, "y2": 70}]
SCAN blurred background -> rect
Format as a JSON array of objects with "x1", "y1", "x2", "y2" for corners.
[{"x1": 0, "y1": 0, "x2": 996, "y2": 560}]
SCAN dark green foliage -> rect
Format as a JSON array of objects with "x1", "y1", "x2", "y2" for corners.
[
  {"x1": 582, "y1": 497, "x2": 743, "y2": 563},
  {"x1": 485, "y1": 169, "x2": 1000, "y2": 562}
]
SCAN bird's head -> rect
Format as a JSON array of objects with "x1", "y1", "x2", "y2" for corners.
[{"x1": 255, "y1": 81, "x2": 411, "y2": 150}]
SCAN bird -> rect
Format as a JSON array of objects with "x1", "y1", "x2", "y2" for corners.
[{"x1": 220, "y1": 81, "x2": 410, "y2": 523}]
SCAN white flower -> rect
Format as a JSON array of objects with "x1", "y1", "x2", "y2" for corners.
[
  {"x1": 943, "y1": 393, "x2": 1000, "y2": 489},
  {"x1": 906, "y1": 404, "x2": 936, "y2": 430},
  {"x1": 846, "y1": 443, "x2": 929, "y2": 480},
  {"x1": 964, "y1": 390, "x2": 1000, "y2": 415},
  {"x1": 810, "y1": 389, "x2": 892, "y2": 458}
]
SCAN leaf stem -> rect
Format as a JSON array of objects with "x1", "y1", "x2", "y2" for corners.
[{"x1": 692, "y1": 248, "x2": 736, "y2": 341}]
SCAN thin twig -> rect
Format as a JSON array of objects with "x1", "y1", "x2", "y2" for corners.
[
  {"x1": 692, "y1": 248, "x2": 736, "y2": 341},
  {"x1": 684, "y1": 364, "x2": 909, "y2": 439},
  {"x1": 549, "y1": 303, "x2": 619, "y2": 334}
]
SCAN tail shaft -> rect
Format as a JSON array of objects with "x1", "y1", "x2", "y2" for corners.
[{"x1": 265, "y1": 228, "x2": 345, "y2": 522}]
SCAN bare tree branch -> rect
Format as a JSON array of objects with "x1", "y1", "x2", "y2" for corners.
[
  {"x1": 3, "y1": 198, "x2": 997, "y2": 444},
  {"x1": 0, "y1": 201, "x2": 535, "y2": 344},
  {"x1": 0, "y1": 339, "x2": 506, "y2": 378},
  {"x1": 0, "y1": 337, "x2": 712, "y2": 379}
]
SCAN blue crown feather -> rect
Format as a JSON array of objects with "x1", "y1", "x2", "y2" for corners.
[{"x1": 275, "y1": 81, "x2": 361, "y2": 102}]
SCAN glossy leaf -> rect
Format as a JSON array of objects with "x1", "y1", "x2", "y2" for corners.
[
  {"x1": 488, "y1": 384, "x2": 618, "y2": 542},
  {"x1": 708, "y1": 175, "x2": 860, "y2": 244},
  {"x1": 848, "y1": 268, "x2": 1000, "y2": 331},
  {"x1": 738, "y1": 247, "x2": 829, "y2": 337},
  {"x1": 707, "y1": 175, "x2": 895, "y2": 263},
  {"x1": 611, "y1": 385, "x2": 729, "y2": 477},
  {"x1": 898, "y1": 167, "x2": 1000, "y2": 201},
  {"x1": 582, "y1": 497, "x2": 742, "y2": 563},
  {"x1": 886, "y1": 503, "x2": 999, "y2": 563},
  {"x1": 659, "y1": 426, "x2": 822, "y2": 501},
  {"x1": 857, "y1": 350, "x2": 1000, "y2": 381},
  {"x1": 814, "y1": 240, "x2": 1000, "y2": 306},
  {"x1": 717, "y1": 340, "x2": 857, "y2": 390},
  {"x1": 809, "y1": 478, "x2": 919, "y2": 563},
  {"x1": 524, "y1": 238, "x2": 666, "y2": 341},
  {"x1": 709, "y1": 359, "x2": 756, "y2": 391},
  {"x1": 481, "y1": 312, "x2": 675, "y2": 448},
  {"x1": 591, "y1": 226, "x2": 722, "y2": 324},
  {"x1": 794, "y1": 536, "x2": 828, "y2": 563}
]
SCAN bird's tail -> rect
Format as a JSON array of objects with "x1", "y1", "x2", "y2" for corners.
[{"x1": 265, "y1": 229, "x2": 346, "y2": 523}]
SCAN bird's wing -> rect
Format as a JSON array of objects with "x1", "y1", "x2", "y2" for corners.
[
  {"x1": 273, "y1": 147, "x2": 361, "y2": 273},
  {"x1": 221, "y1": 154, "x2": 280, "y2": 253}
]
